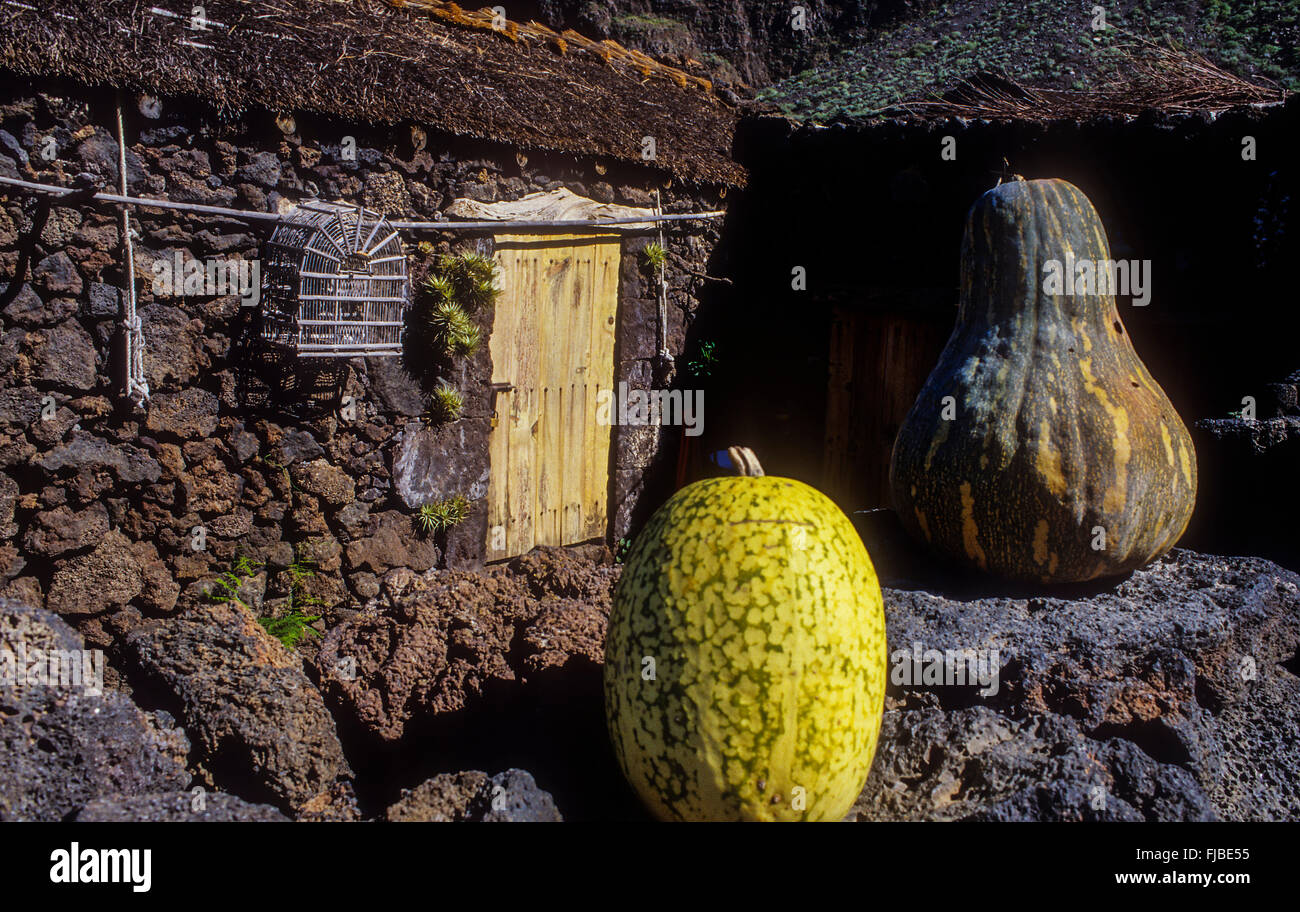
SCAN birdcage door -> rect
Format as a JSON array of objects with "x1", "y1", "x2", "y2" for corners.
[{"x1": 485, "y1": 233, "x2": 621, "y2": 560}]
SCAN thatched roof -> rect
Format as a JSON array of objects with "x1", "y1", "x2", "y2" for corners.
[
  {"x1": 889, "y1": 41, "x2": 1286, "y2": 123},
  {"x1": 0, "y1": 0, "x2": 744, "y2": 186},
  {"x1": 766, "y1": 34, "x2": 1288, "y2": 127}
]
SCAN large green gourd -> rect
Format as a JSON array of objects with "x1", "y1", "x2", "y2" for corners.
[
  {"x1": 890, "y1": 178, "x2": 1196, "y2": 583},
  {"x1": 604, "y1": 453, "x2": 887, "y2": 821}
]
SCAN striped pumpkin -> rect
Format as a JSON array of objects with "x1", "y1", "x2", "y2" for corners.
[
  {"x1": 889, "y1": 178, "x2": 1196, "y2": 583},
  {"x1": 604, "y1": 456, "x2": 887, "y2": 821}
]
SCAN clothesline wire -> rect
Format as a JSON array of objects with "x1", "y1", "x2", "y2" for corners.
[{"x1": 0, "y1": 174, "x2": 726, "y2": 230}]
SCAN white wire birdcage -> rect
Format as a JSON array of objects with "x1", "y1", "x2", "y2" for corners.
[{"x1": 260, "y1": 201, "x2": 409, "y2": 357}]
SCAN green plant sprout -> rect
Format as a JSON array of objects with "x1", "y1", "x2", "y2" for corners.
[
  {"x1": 615, "y1": 536, "x2": 633, "y2": 564},
  {"x1": 686, "y1": 340, "x2": 718, "y2": 378},
  {"x1": 422, "y1": 273, "x2": 455, "y2": 304},
  {"x1": 204, "y1": 555, "x2": 263, "y2": 609},
  {"x1": 414, "y1": 494, "x2": 473, "y2": 536},
  {"x1": 284, "y1": 555, "x2": 317, "y2": 592},
  {"x1": 258, "y1": 555, "x2": 323, "y2": 649},
  {"x1": 424, "y1": 298, "x2": 471, "y2": 336},
  {"x1": 422, "y1": 300, "x2": 481, "y2": 357},
  {"x1": 432, "y1": 381, "x2": 464, "y2": 421},
  {"x1": 440, "y1": 252, "x2": 501, "y2": 310},
  {"x1": 426, "y1": 251, "x2": 501, "y2": 312},
  {"x1": 258, "y1": 606, "x2": 322, "y2": 650},
  {"x1": 642, "y1": 243, "x2": 667, "y2": 271}
]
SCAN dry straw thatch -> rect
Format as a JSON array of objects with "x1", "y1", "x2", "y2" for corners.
[{"x1": 0, "y1": 0, "x2": 744, "y2": 185}]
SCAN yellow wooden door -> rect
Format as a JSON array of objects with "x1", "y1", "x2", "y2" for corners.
[{"x1": 486, "y1": 233, "x2": 620, "y2": 560}]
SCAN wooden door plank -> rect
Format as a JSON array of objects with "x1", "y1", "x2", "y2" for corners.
[
  {"x1": 492, "y1": 234, "x2": 542, "y2": 557},
  {"x1": 585, "y1": 238, "x2": 619, "y2": 541},
  {"x1": 537, "y1": 242, "x2": 572, "y2": 546},
  {"x1": 485, "y1": 241, "x2": 522, "y2": 560},
  {"x1": 510, "y1": 248, "x2": 539, "y2": 556},
  {"x1": 579, "y1": 239, "x2": 598, "y2": 545},
  {"x1": 561, "y1": 242, "x2": 588, "y2": 544}
]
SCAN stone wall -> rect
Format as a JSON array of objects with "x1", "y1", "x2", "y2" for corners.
[{"x1": 0, "y1": 81, "x2": 724, "y2": 679}]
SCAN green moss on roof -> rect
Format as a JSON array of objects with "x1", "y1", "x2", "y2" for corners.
[
  {"x1": 614, "y1": 13, "x2": 689, "y2": 32},
  {"x1": 760, "y1": 0, "x2": 1296, "y2": 124}
]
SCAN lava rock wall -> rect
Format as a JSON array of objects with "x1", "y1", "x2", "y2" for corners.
[{"x1": 0, "y1": 80, "x2": 723, "y2": 681}]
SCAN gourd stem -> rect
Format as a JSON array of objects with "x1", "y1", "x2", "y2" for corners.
[{"x1": 727, "y1": 446, "x2": 764, "y2": 477}]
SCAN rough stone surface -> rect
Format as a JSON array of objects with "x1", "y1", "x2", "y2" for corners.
[
  {"x1": 28, "y1": 322, "x2": 96, "y2": 390},
  {"x1": 46, "y1": 530, "x2": 145, "y2": 616},
  {"x1": 849, "y1": 547, "x2": 1300, "y2": 822},
  {"x1": 386, "y1": 768, "x2": 562, "y2": 822},
  {"x1": 320, "y1": 546, "x2": 614, "y2": 742},
  {"x1": 0, "y1": 599, "x2": 191, "y2": 821},
  {"x1": 125, "y1": 601, "x2": 351, "y2": 812},
  {"x1": 292, "y1": 458, "x2": 355, "y2": 507},
  {"x1": 86, "y1": 281, "x2": 120, "y2": 317},
  {"x1": 145, "y1": 388, "x2": 221, "y2": 438},
  {"x1": 33, "y1": 432, "x2": 162, "y2": 483},
  {"x1": 3, "y1": 282, "x2": 73, "y2": 327},
  {"x1": 0, "y1": 472, "x2": 17, "y2": 534},
  {"x1": 32, "y1": 252, "x2": 83, "y2": 296},
  {"x1": 76, "y1": 790, "x2": 292, "y2": 822},
  {"x1": 363, "y1": 171, "x2": 412, "y2": 216},
  {"x1": 22, "y1": 502, "x2": 110, "y2": 556},
  {"x1": 391, "y1": 420, "x2": 491, "y2": 509},
  {"x1": 237, "y1": 151, "x2": 282, "y2": 188},
  {"x1": 366, "y1": 357, "x2": 426, "y2": 417},
  {"x1": 343, "y1": 509, "x2": 441, "y2": 574},
  {"x1": 139, "y1": 305, "x2": 205, "y2": 390}
]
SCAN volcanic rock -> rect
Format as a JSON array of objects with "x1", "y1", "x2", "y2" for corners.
[
  {"x1": 386, "y1": 768, "x2": 562, "y2": 822},
  {"x1": 76, "y1": 790, "x2": 291, "y2": 822},
  {"x1": 125, "y1": 601, "x2": 351, "y2": 813},
  {"x1": 0, "y1": 599, "x2": 191, "y2": 821},
  {"x1": 851, "y1": 548, "x2": 1300, "y2": 822}
]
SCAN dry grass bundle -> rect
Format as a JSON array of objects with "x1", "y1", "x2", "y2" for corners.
[{"x1": 391, "y1": 0, "x2": 713, "y2": 91}]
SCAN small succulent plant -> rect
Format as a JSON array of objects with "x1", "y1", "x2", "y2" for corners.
[
  {"x1": 417, "y1": 252, "x2": 495, "y2": 360},
  {"x1": 425, "y1": 298, "x2": 472, "y2": 336},
  {"x1": 642, "y1": 242, "x2": 667, "y2": 271},
  {"x1": 415, "y1": 495, "x2": 473, "y2": 536},
  {"x1": 449, "y1": 322, "x2": 481, "y2": 357},
  {"x1": 439, "y1": 251, "x2": 501, "y2": 311},
  {"x1": 422, "y1": 273, "x2": 455, "y2": 304},
  {"x1": 615, "y1": 536, "x2": 634, "y2": 564},
  {"x1": 432, "y1": 381, "x2": 464, "y2": 421}
]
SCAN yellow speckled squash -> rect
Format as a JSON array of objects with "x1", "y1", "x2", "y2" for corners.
[
  {"x1": 889, "y1": 178, "x2": 1196, "y2": 583},
  {"x1": 604, "y1": 450, "x2": 887, "y2": 821}
]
